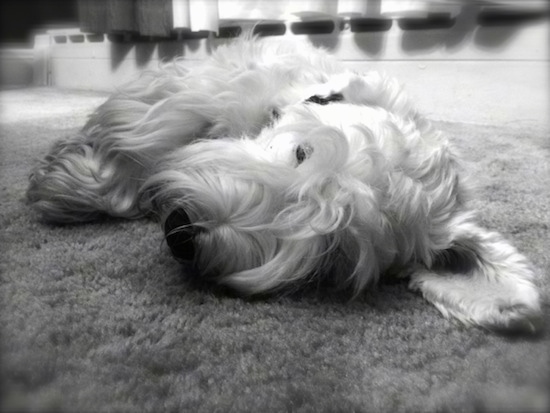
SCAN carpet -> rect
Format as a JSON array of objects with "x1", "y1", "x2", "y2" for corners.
[{"x1": 1, "y1": 87, "x2": 548, "y2": 413}]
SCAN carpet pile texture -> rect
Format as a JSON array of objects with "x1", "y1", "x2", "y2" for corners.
[{"x1": 1, "y1": 87, "x2": 548, "y2": 412}]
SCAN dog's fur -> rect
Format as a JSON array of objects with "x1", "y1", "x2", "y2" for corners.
[{"x1": 27, "y1": 37, "x2": 542, "y2": 333}]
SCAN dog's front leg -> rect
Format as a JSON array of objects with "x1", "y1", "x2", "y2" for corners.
[{"x1": 409, "y1": 220, "x2": 543, "y2": 334}]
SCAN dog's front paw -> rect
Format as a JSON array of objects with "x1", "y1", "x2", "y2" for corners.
[
  {"x1": 494, "y1": 301, "x2": 545, "y2": 334},
  {"x1": 410, "y1": 270, "x2": 544, "y2": 335}
]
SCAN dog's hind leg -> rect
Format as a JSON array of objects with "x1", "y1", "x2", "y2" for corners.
[
  {"x1": 409, "y1": 220, "x2": 543, "y2": 334},
  {"x1": 27, "y1": 127, "x2": 146, "y2": 223},
  {"x1": 27, "y1": 81, "x2": 216, "y2": 223}
]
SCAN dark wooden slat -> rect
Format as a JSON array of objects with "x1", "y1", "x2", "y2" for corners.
[
  {"x1": 136, "y1": 0, "x2": 173, "y2": 37},
  {"x1": 78, "y1": 0, "x2": 108, "y2": 33},
  {"x1": 107, "y1": 0, "x2": 137, "y2": 32}
]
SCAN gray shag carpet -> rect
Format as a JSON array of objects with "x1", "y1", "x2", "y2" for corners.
[{"x1": 1, "y1": 87, "x2": 549, "y2": 413}]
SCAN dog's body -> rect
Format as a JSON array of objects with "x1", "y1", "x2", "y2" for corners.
[{"x1": 28, "y1": 37, "x2": 542, "y2": 333}]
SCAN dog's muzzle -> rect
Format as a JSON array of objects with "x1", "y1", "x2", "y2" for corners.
[{"x1": 164, "y1": 209, "x2": 195, "y2": 261}]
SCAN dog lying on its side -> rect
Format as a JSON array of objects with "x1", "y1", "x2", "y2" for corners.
[{"x1": 27, "y1": 36, "x2": 543, "y2": 333}]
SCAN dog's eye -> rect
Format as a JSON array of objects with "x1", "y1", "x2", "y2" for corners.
[
  {"x1": 271, "y1": 108, "x2": 280, "y2": 120},
  {"x1": 295, "y1": 143, "x2": 313, "y2": 165}
]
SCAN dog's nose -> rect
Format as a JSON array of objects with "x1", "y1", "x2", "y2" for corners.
[{"x1": 164, "y1": 208, "x2": 195, "y2": 261}]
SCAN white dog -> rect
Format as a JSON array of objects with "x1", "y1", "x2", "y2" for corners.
[{"x1": 28, "y1": 37, "x2": 542, "y2": 333}]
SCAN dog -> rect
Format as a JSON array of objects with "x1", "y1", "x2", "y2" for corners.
[{"x1": 27, "y1": 36, "x2": 543, "y2": 333}]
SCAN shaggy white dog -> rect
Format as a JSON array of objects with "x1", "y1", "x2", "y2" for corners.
[{"x1": 28, "y1": 37, "x2": 542, "y2": 333}]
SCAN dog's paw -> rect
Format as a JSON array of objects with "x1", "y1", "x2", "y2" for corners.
[
  {"x1": 409, "y1": 270, "x2": 543, "y2": 335},
  {"x1": 493, "y1": 301, "x2": 545, "y2": 335}
]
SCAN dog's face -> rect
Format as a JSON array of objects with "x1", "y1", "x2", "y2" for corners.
[{"x1": 147, "y1": 94, "x2": 416, "y2": 294}]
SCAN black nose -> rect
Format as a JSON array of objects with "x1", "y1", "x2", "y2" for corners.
[{"x1": 164, "y1": 208, "x2": 195, "y2": 261}]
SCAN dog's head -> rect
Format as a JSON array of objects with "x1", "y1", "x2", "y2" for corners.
[{"x1": 145, "y1": 75, "x2": 421, "y2": 295}]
